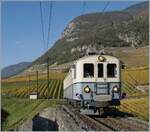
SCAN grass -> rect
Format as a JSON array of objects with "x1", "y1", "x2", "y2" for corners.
[
  {"x1": 117, "y1": 97, "x2": 149, "y2": 121},
  {"x1": 1, "y1": 96, "x2": 63, "y2": 131}
]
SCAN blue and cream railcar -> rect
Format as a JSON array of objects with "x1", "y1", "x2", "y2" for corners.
[{"x1": 64, "y1": 55, "x2": 121, "y2": 114}]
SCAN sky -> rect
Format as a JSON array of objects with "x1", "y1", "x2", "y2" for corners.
[{"x1": 1, "y1": 0, "x2": 145, "y2": 68}]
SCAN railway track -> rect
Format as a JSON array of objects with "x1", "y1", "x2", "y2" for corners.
[
  {"x1": 62, "y1": 105, "x2": 149, "y2": 131},
  {"x1": 62, "y1": 105, "x2": 113, "y2": 131},
  {"x1": 93, "y1": 116, "x2": 149, "y2": 131}
]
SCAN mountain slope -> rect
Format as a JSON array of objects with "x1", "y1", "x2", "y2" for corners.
[
  {"x1": 31, "y1": 1, "x2": 148, "y2": 67},
  {"x1": 124, "y1": 1, "x2": 149, "y2": 16},
  {"x1": 15, "y1": 1, "x2": 148, "y2": 76},
  {"x1": 1, "y1": 62, "x2": 32, "y2": 78}
]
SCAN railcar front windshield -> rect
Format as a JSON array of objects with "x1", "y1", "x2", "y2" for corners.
[
  {"x1": 98, "y1": 64, "x2": 103, "y2": 77},
  {"x1": 107, "y1": 64, "x2": 117, "y2": 77},
  {"x1": 83, "y1": 63, "x2": 94, "y2": 78}
]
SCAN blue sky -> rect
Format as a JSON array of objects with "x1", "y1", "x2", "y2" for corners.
[{"x1": 2, "y1": 0, "x2": 145, "y2": 68}]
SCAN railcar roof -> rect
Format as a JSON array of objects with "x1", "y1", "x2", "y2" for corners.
[{"x1": 73, "y1": 54, "x2": 119, "y2": 64}]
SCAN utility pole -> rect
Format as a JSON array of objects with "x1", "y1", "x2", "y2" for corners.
[
  {"x1": 36, "y1": 71, "x2": 39, "y2": 99},
  {"x1": 28, "y1": 73, "x2": 30, "y2": 98},
  {"x1": 47, "y1": 57, "x2": 50, "y2": 99}
]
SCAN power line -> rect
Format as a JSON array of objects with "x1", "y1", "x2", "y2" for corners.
[
  {"x1": 81, "y1": 1, "x2": 86, "y2": 15},
  {"x1": 46, "y1": 1, "x2": 53, "y2": 50},
  {"x1": 102, "y1": 1, "x2": 110, "y2": 12},
  {"x1": 92, "y1": 1, "x2": 110, "y2": 52},
  {"x1": 40, "y1": 1, "x2": 46, "y2": 51}
]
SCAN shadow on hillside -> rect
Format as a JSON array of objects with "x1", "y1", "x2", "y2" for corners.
[
  {"x1": 1, "y1": 108, "x2": 10, "y2": 130},
  {"x1": 32, "y1": 114, "x2": 59, "y2": 131}
]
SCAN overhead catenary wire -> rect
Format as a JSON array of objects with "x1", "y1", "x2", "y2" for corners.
[
  {"x1": 46, "y1": 1, "x2": 53, "y2": 50},
  {"x1": 102, "y1": 1, "x2": 110, "y2": 12},
  {"x1": 72, "y1": 1, "x2": 86, "y2": 60},
  {"x1": 39, "y1": 1, "x2": 54, "y2": 99},
  {"x1": 81, "y1": 1, "x2": 86, "y2": 15},
  {"x1": 95, "y1": 1, "x2": 110, "y2": 53},
  {"x1": 40, "y1": 1, "x2": 46, "y2": 51}
]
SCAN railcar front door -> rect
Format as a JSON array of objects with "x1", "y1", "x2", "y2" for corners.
[{"x1": 96, "y1": 62, "x2": 109, "y2": 95}]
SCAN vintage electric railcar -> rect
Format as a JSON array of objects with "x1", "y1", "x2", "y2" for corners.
[{"x1": 64, "y1": 54, "x2": 121, "y2": 115}]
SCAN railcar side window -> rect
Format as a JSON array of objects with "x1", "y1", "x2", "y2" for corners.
[
  {"x1": 98, "y1": 64, "x2": 103, "y2": 77},
  {"x1": 72, "y1": 65, "x2": 76, "y2": 79},
  {"x1": 83, "y1": 63, "x2": 94, "y2": 78},
  {"x1": 107, "y1": 64, "x2": 117, "y2": 77}
]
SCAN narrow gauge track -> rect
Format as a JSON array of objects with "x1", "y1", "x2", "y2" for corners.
[{"x1": 62, "y1": 105, "x2": 149, "y2": 131}]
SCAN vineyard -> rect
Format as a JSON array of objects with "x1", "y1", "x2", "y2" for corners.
[
  {"x1": 117, "y1": 97, "x2": 149, "y2": 121},
  {"x1": 1, "y1": 67, "x2": 149, "y2": 98},
  {"x1": 1, "y1": 72, "x2": 66, "y2": 83},
  {"x1": 1, "y1": 71, "x2": 65, "y2": 99},
  {"x1": 2, "y1": 79, "x2": 63, "y2": 99},
  {"x1": 121, "y1": 67, "x2": 149, "y2": 97},
  {"x1": 121, "y1": 67, "x2": 149, "y2": 85}
]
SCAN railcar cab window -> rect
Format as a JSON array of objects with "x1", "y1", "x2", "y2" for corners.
[
  {"x1": 98, "y1": 64, "x2": 103, "y2": 77},
  {"x1": 83, "y1": 63, "x2": 94, "y2": 78},
  {"x1": 107, "y1": 64, "x2": 117, "y2": 77}
]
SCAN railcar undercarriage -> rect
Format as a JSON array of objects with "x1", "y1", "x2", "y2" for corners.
[{"x1": 65, "y1": 98, "x2": 120, "y2": 115}]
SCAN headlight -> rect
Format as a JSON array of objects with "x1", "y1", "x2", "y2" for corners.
[
  {"x1": 98, "y1": 56, "x2": 105, "y2": 62},
  {"x1": 84, "y1": 86, "x2": 91, "y2": 93},
  {"x1": 113, "y1": 87, "x2": 118, "y2": 92},
  {"x1": 113, "y1": 85, "x2": 118, "y2": 92}
]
